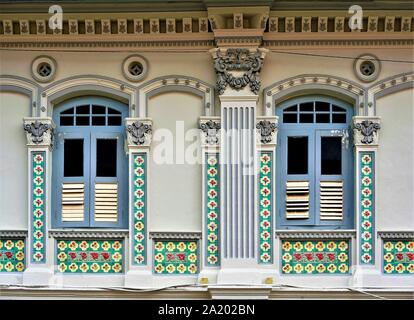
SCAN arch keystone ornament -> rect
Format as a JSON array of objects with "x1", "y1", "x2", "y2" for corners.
[{"x1": 351, "y1": 116, "x2": 382, "y2": 288}]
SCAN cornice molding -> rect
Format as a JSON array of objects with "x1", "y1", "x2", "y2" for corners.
[
  {"x1": 276, "y1": 230, "x2": 356, "y2": 239},
  {"x1": 149, "y1": 232, "x2": 202, "y2": 240},
  {"x1": 0, "y1": 230, "x2": 28, "y2": 238},
  {"x1": 49, "y1": 229, "x2": 129, "y2": 239}
]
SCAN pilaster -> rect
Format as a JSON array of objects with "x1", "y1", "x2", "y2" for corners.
[
  {"x1": 124, "y1": 117, "x2": 153, "y2": 288},
  {"x1": 350, "y1": 116, "x2": 382, "y2": 287},
  {"x1": 22, "y1": 117, "x2": 55, "y2": 286}
]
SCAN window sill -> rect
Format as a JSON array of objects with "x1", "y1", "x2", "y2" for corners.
[
  {"x1": 275, "y1": 230, "x2": 356, "y2": 239},
  {"x1": 48, "y1": 229, "x2": 129, "y2": 239}
]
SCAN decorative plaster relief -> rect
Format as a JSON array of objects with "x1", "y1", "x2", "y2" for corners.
[
  {"x1": 23, "y1": 118, "x2": 55, "y2": 147},
  {"x1": 56, "y1": 239, "x2": 123, "y2": 273},
  {"x1": 153, "y1": 240, "x2": 199, "y2": 274},
  {"x1": 212, "y1": 48, "x2": 267, "y2": 95},
  {"x1": 199, "y1": 118, "x2": 221, "y2": 146},
  {"x1": 256, "y1": 119, "x2": 278, "y2": 145},
  {"x1": 281, "y1": 240, "x2": 350, "y2": 274},
  {"x1": 353, "y1": 117, "x2": 381, "y2": 146},
  {"x1": 125, "y1": 118, "x2": 152, "y2": 147},
  {"x1": 0, "y1": 239, "x2": 25, "y2": 272},
  {"x1": 383, "y1": 240, "x2": 414, "y2": 274}
]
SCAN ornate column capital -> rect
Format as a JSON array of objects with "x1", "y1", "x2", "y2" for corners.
[
  {"x1": 352, "y1": 116, "x2": 381, "y2": 147},
  {"x1": 23, "y1": 117, "x2": 55, "y2": 150},
  {"x1": 199, "y1": 116, "x2": 221, "y2": 148},
  {"x1": 256, "y1": 116, "x2": 278, "y2": 146},
  {"x1": 210, "y1": 47, "x2": 268, "y2": 96},
  {"x1": 125, "y1": 118, "x2": 153, "y2": 149}
]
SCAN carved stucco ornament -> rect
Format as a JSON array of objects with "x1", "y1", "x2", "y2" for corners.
[
  {"x1": 256, "y1": 120, "x2": 277, "y2": 144},
  {"x1": 23, "y1": 118, "x2": 55, "y2": 148},
  {"x1": 199, "y1": 119, "x2": 221, "y2": 145},
  {"x1": 213, "y1": 48, "x2": 266, "y2": 95},
  {"x1": 352, "y1": 117, "x2": 381, "y2": 146},
  {"x1": 353, "y1": 120, "x2": 380, "y2": 144},
  {"x1": 126, "y1": 120, "x2": 152, "y2": 145}
]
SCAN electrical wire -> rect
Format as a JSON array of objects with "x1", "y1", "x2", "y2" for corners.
[{"x1": 0, "y1": 47, "x2": 413, "y2": 64}]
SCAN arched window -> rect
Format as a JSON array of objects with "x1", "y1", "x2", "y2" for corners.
[
  {"x1": 52, "y1": 96, "x2": 128, "y2": 228},
  {"x1": 276, "y1": 95, "x2": 354, "y2": 229}
]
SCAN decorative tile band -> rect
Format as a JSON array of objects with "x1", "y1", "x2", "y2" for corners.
[
  {"x1": 205, "y1": 153, "x2": 220, "y2": 266},
  {"x1": 132, "y1": 153, "x2": 147, "y2": 265},
  {"x1": 259, "y1": 152, "x2": 273, "y2": 264},
  {"x1": 383, "y1": 240, "x2": 414, "y2": 274},
  {"x1": 153, "y1": 240, "x2": 198, "y2": 275},
  {"x1": 281, "y1": 240, "x2": 350, "y2": 274},
  {"x1": 31, "y1": 151, "x2": 46, "y2": 263},
  {"x1": 0, "y1": 239, "x2": 25, "y2": 272},
  {"x1": 56, "y1": 239, "x2": 123, "y2": 273},
  {"x1": 359, "y1": 152, "x2": 375, "y2": 264}
]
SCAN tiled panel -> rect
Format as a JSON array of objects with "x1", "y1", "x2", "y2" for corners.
[
  {"x1": 153, "y1": 240, "x2": 198, "y2": 274},
  {"x1": 259, "y1": 152, "x2": 273, "y2": 264},
  {"x1": 56, "y1": 239, "x2": 123, "y2": 273},
  {"x1": 0, "y1": 239, "x2": 25, "y2": 272},
  {"x1": 205, "y1": 153, "x2": 220, "y2": 266},
  {"x1": 281, "y1": 240, "x2": 350, "y2": 274},
  {"x1": 383, "y1": 240, "x2": 414, "y2": 274}
]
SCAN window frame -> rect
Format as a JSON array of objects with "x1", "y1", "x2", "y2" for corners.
[
  {"x1": 52, "y1": 96, "x2": 128, "y2": 229},
  {"x1": 276, "y1": 95, "x2": 354, "y2": 230}
]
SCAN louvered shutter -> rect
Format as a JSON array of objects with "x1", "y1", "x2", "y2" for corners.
[
  {"x1": 320, "y1": 181, "x2": 343, "y2": 220},
  {"x1": 286, "y1": 181, "x2": 310, "y2": 219},
  {"x1": 62, "y1": 183, "x2": 85, "y2": 221},
  {"x1": 94, "y1": 183, "x2": 118, "y2": 222}
]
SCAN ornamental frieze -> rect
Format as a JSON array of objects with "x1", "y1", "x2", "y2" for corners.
[{"x1": 211, "y1": 48, "x2": 267, "y2": 95}]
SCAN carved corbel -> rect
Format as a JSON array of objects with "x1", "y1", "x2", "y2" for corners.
[
  {"x1": 256, "y1": 116, "x2": 278, "y2": 146},
  {"x1": 352, "y1": 116, "x2": 381, "y2": 146},
  {"x1": 199, "y1": 116, "x2": 221, "y2": 148},
  {"x1": 125, "y1": 118, "x2": 153, "y2": 148},
  {"x1": 23, "y1": 117, "x2": 55, "y2": 149}
]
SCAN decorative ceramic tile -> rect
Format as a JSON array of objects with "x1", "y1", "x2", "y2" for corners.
[
  {"x1": 19, "y1": 20, "x2": 30, "y2": 35},
  {"x1": 31, "y1": 152, "x2": 46, "y2": 263},
  {"x1": 259, "y1": 152, "x2": 273, "y2": 264},
  {"x1": 318, "y1": 17, "x2": 328, "y2": 32},
  {"x1": 132, "y1": 153, "x2": 147, "y2": 265},
  {"x1": 205, "y1": 153, "x2": 220, "y2": 266},
  {"x1": 85, "y1": 19, "x2": 95, "y2": 34},
  {"x1": 385, "y1": 16, "x2": 395, "y2": 32},
  {"x1": 359, "y1": 152, "x2": 375, "y2": 264},
  {"x1": 0, "y1": 239, "x2": 25, "y2": 272},
  {"x1": 401, "y1": 17, "x2": 412, "y2": 32},
  {"x1": 233, "y1": 13, "x2": 243, "y2": 29},
  {"x1": 153, "y1": 240, "x2": 198, "y2": 274},
  {"x1": 334, "y1": 17, "x2": 345, "y2": 32},
  {"x1": 56, "y1": 239, "x2": 123, "y2": 273},
  {"x1": 150, "y1": 19, "x2": 159, "y2": 33},
  {"x1": 3, "y1": 20, "x2": 13, "y2": 35},
  {"x1": 383, "y1": 240, "x2": 414, "y2": 274},
  {"x1": 368, "y1": 16, "x2": 378, "y2": 32},
  {"x1": 281, "y1": 240, "x2": 350, "y2": 274}
]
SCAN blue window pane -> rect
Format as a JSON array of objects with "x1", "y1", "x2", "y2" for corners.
[
  {"x1": 64, "y1": 139, "x2": 83, "y2": 177},
  {"x1": 321, "y1": 137, "x2": 342, "y2": 175},
  {"x1": 288, "y1": 136, "x2": 308, "y2": 174}
]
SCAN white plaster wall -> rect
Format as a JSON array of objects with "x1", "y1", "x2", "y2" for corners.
[
  {"x1": 376, "y1": 89, "x2": 414, "y2": 230},
  {"x1": 0, "y1": 92, "x2": 29, "y2": 229},
  {"x1": 148, "y1": 91, "x2": 203, "y2": 231}
]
